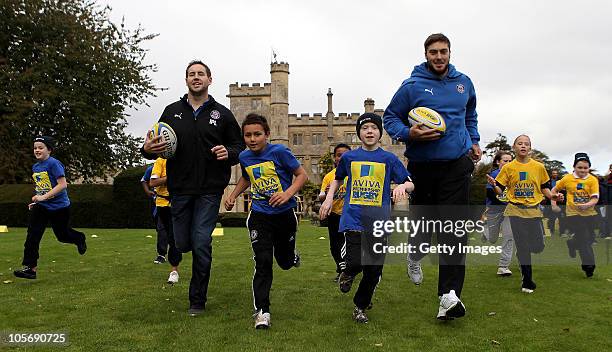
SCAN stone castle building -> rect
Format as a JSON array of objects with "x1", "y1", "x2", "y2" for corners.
[{"x1": 222, "y1": 62, "x2": 407, "y2": 212}]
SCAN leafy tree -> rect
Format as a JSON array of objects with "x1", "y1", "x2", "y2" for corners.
[
  {"x1": 531, "y1": 149, "x2": 567, "y2": 175},
  {"x1": 318, "y1": 151, "x2": 334, "y2": 175},
  {"x1": 483, "y1": 133, "x2": 512, "y2": 158},
  {"x1": 0, "y1": 0, "x2": 158, "y2": 183}
]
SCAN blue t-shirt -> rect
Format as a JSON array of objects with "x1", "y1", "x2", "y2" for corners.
[
  {"x1": 240, "y1": 144, "x2": 301, "y2": 215},
  {"x1": 32, "y1": 157, "x2": 70, "y2": 210},
  {"x1": 486, "y1": 168, "x2": 509, "y2": 213},
  {"x1": 141, "y1": 165, "x2": 153, "y2": 183},
  {"x1": 335, "y1": 147, "x2": 411, "y2": 232}
]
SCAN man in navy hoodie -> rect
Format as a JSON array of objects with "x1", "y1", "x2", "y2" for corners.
[{"x1": 384, "y1": 33, "x2": 481, "y2": 320}]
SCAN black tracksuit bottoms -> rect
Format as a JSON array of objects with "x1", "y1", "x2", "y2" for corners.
[{"x1": 247, "y1": 209, "x2": 299, "y2": 313}]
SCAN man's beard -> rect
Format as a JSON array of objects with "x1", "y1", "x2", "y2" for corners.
[{"x1": 427, "y1": 61, "x2": 448, "y2": 76}]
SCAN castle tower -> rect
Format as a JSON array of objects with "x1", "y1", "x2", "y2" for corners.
[
  {"x1": 364, "y1": 98, "x2": 375, "y2": 113},
  {"x1": 326, "y1": 88, "x2": 334, "y2": 146},
  {"x1": 270, "y1": 62, "x2": 290, "y2": 145}
]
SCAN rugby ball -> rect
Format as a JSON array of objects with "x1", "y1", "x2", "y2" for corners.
[
  {"x1": 148, "y1": 122, "x2": 177, "y2": 159},
  {"x1": 408, "y1": 107, "x2": 446, "y2": 133}
]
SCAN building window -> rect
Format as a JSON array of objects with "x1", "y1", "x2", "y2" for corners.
[
  {"x1": 312, "y1": 133, "x2": 323, "y2": 145},
  {"x1": 345, "y1": 132, "x2": 358, "y2": 144},
  {"x1": 251, "y1": 99, "x2": 263, "y2": 110},
  {"x1": 311, "y1": 157, "x2": 320, "y2": 175},
  {"x1": 292, "y1": 133, "x2": 303, "y2": 146}
]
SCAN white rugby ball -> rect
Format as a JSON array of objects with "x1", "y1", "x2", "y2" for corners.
[
  {"x1": 408, "y1": 107, "x2": 446, "y2": 133},
  {"x1": 148, "y1": 122, "x2": 177, "y2": 159}
]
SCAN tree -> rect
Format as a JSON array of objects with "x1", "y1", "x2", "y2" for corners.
[
  {"x1": 531, "y1": 149, "x2": 567, "y2": 175},
  {"x1": 483, "y1": 133, "x2": 512, "y2": 158},
  {"x1": 318, "y1": 151, "x2": 334, "y2": 176},
  {"x1": 0, "y1": 0, "x2": 158, "y2": 183}
]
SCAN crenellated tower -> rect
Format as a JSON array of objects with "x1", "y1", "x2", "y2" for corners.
[{"x1": 269, "y1": 62, "x2": 290, "y2": 145}]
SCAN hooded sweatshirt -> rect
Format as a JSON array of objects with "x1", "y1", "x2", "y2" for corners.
[{"x1": 383, "y1": 63, "x2": 479, "y2": 162}]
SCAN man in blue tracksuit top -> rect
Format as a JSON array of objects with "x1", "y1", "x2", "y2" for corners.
[{"x1": 383, "y1": 33, "x2": 481, "y2": 320}]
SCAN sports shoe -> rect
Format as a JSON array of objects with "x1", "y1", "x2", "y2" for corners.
[
  {"x1": 352, "y1": 307, "x2": 368, "y2": 323},
  {"x1": 497, "y1": 267, "x2": 512, "y2": 276},
  {"x1": 521, "y1": 280, "x2": 536, "y2": 293},
  {"x1": 254, "y1": 310, "x2": 271, "y2": 329},
  {"x1": 407, "y1": 257, "x2": 423, "y2": 285},
  {"x1": 188, "y1": 305, "x2": 205, "y2": 316},
  {"x1": 154, "y1": 255, "x2": 166, "y2": 264},
  {"x1": 293, "y1": 251, "x2": 301, "y2": 268},
  {"x1": 566, "y1": 240, "x2": 576, "y2": 258},
  {"x1": 582, "y1": 265, "x2": 595, "y2": 278},
  {"x1": 167, "y1": 270, "x2": 179, "y2": 284},
  {"x1": 437, "y1": 290, "x2": 466, "y2": 320},
  {"x1": 14, "y1": 266, "x2": 37, "y2": 279},
  {"x1": 77, "y1": 237, "x2": 87, "y2": 255},
  {"x1": 338, "y1": 272, "x2": 355, "y2": 293}
]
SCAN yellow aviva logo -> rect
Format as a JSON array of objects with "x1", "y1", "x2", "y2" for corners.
[
  {"x1": 33, "y1": 171, "x2": 52, "y2": 193},
  {"x1": 349, "y1": 161, "x2": 385, "y2": 206},
  {"x1": 246, "y1": 161, "x2": 283, "y2": 199}
]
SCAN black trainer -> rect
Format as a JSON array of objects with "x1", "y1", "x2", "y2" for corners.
[
  {"x1": 14, "y1": 266, "x2": 37, "y2": 279},
  {"x1": 293, "y1": 251, "x2": 301, "y2": 268},
  {"x1": 153, "y1": 255, "x2": 166, "y2": 264},
  {"x1": 338, "y1": 272, "x2": 354, "y2": 293},
  {"x1": 77, "y1": 238, "x2": 87, "y2": 255},
  {"x1": 188, "y1": 305, "x2": 205, "y2": 316}
]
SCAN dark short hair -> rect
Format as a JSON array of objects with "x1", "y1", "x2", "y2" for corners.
[
  {"x1": 333, "y1": 143, "x2": 351, "y2": 155},
  {"x1": 424, "y1": 33, "x2": 451, "y2": 51},
  {"x1": 492, "y1": 150, "x2": 512, "y2": 167},
  {"x1": 242, "y1": 113, "x2": 270, "y2": 134},
  {"x1": 185, "y1": 60, "x2": 211, "y2": 78}
]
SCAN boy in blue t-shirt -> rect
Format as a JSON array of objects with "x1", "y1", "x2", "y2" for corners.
[
  {"x1": 14, "y1": 136, "x2": 87, "y2": 280},
  {"x1": 320, "y1": 113, "x2": 414, "y2": 323},
  {"x1": 225, "y1": 114, "x2": 308, "y2": 329}
]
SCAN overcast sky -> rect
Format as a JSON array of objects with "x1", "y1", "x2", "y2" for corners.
[{"x1": 102, "y1": 0, "x2": 611, "y2": 175}]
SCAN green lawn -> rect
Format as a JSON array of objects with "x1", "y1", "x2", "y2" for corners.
[{"x1": 0, "y1": 223, "x2": 610, "y2": 351}]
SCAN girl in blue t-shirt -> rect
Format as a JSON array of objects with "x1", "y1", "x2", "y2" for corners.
[
  {"x1": 484, "y1": 151, "x2": 514, "y2": 276},
  {"x1": 13, "y1": 136, "x2": 87, "y2": 280},
  {"x1": 224, "y1": 114, "x2": 308, "y2": 330}
]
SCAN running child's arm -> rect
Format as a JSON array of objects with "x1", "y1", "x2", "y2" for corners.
[
  {"x1": 320, "y1": 179, "x2": 342, "y2": 220},
  {"x1": 32, "y1": 177, "x2": 67, "y2": 203},
  {"x1": 224, "y1": 176, "x2": 251, "y2": 211},
  {"x1": 269, "y1": 166, "x2": 308, "y2": 207},
  {"x1": 392, "y1": 179, "x2": 415, "y2": 203},
  {"x1": 149, "y1": 177, "x2": 166, "y2": 188}
]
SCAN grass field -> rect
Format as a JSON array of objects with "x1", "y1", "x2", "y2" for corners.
[{"x1": 1, "y1": 223, "x2": 610, "y2": 351}]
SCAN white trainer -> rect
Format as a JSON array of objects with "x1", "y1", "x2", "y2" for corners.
[
  {"x1": 521, "y1": 287, "x2": 534, "y2": 294},
  {"x1": 167, "y1": 270, "x2": 179, "y2": 284},
  {"x1": 497, "y1": 267, "x2": 512, "y2": 276},
  {"x1": 254, "y1": 310, "x2": 271, "y2": 329},
  {"x1": 437, "y1": 289, "x2": 466, "y2": 320},
  {"x1": 407, "y1": 256, "x2": 423, "y2": 285}
]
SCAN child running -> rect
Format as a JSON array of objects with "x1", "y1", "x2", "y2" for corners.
[
  {"x1": 14, "y1": 136, "x2": 87, "y2": 280},
  {"x1": 551, "y1": 153, "x2": 599, "y2": 277},
  {"x1": 494, "y1": 135, "x2": 553, "y2": 293},
  {"x1": 150, "y1": 157, "x2": 183, "y2": 284},
  {"x1": 224, "y1": 113, "x2": 308, "y2": 329},
  {"x1": 485, "y1": 151, "x2": 515, "y2": 276},
  {"x1": 318, "y1": 143, "x2": 351, "y2": 282},
  {"x1": 320, "y1": 113, "x2": 414, "y2": 323}
]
